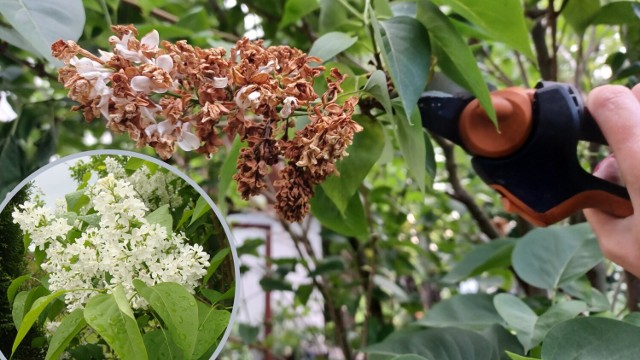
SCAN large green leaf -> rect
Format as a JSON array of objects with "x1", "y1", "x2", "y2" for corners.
[
  {"x1": 321, "y1": 115, "x2": 384, "y2": 213},
  {"x1": 193, "y1": 301, "x2": 230, "y2": 359},
  {"x1": 591, "y1": 1, "x2": 640, "y2": 26},
  {"x1": 310, "y1": 186, "x2": 369, "y2": 238},
  {"x1": 512, "y1": 223, "x2": 603, "y2": 290},
  {"x1": 561, "y1": 0, "x2": 601, "y2": 35},
  {"x1": 319, "y1": 0, "x2": 349, "y2": 33},
  {"x1": 393, "y1": 104, "x2": 427, "y2": 191},
  {"x1": 371, "y1": 13, "x2": 431, "y2": 121},
  {"x1": 442, "y1": 238, "x2": 515, "y2": 283},
  {"x1": 309, "y1": 31, "x2": 358, "y2": 62},
  {"x1": 84, "y1": 287, "x2": 147, "y2": 360},
  {"x1": 481, "y1": 325, "x2": 525, "y2": 360},
  {"x1": 366, "y1": 326, "x2": 501, "y2": 360},
  {"x1": 45, "y1": 308, "x2": 87, "y2": 360},
  {"x1": 0, "y1": 0, "x2": 85, "y2": 62},
  {"x1": 143, "y1": 329, "x2": 183, "y2": 360},
  {"x1": 133, "y1": 280, "x2": 199, "y2": 359},
  {"x1": 417, "y1": 294, "x2": 504, "y2": 331},
  {"x1": 12, "y1": 289, "x2": 67, "y2": 356},
  {"x1": 542, "y1": 317, "x2": 640, "y2": 359},
  {"x1": 280, "y1": 0, "x2": 320, "y2": 28},
  {"x1": 416, "y1": 1, "x2": 496, "y2": 124},
  {"x1": 432, "y1": 0, "x2": 533, "y2": 58},
  {"x1": 494, "y1": 294, "x2": 587, "y2": 352}
]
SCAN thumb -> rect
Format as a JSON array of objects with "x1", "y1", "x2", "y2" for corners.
[{"x1": 593, "y1": 154, "x2": 624, "y2": 186}]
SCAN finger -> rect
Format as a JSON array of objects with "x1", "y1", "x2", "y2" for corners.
[
  {"x1": 584, "y1": 209, "x2": 638, "y2": 271},
  {"x1": 593, "y1": 154, "x2": 624, "y2": 186},
  {"x1": 632, "y1": 83, "x2": 640, "y2": 102},
  {"x1": 587, "y1": 85, "x2": 640, "y2": 204}
]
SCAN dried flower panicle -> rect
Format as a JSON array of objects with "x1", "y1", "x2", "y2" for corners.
[{"x1": 52, "y1": 26, "x2": 361, "y2": 222}]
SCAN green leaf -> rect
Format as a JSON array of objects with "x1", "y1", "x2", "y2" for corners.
[
  {"x1": 442, "y1": 238, "x2": 515, "y2": 283},
  {"x1": 391, "y1": 356, "x2": 429, "y2": 360},
  {"x1": 84, "y1": 288, "x2": 147, "y2": 360},
  {"x1": 12, "y1": 286, "x2": 49, "y2": 329},
  {"x1": 189, "y1": 195, "x2": 211, "y2": 226},
  {"x1": 7, "y1": 275, "x2": 31, "y2": 304},
  {"x1": 319, "y1": 0, "x2": 349, "y2": 33},
  {"x1": 533, "y1": 300, "x2": 587, "y2": 347},
  {"x1": 541, "y1": 317, "x2": 640, "y2": 359},
  {"x1": 309, "y1": 256, "x2": 346, "y2": 277},
  {"x1": 481, "y1": 324, "x2": 525, "y2": 360},
  {"x1": 393, "y1": 104, "x2": 427, "y2": 191},
  {"x1": 591, "y1": 2, "x2": 640, "y2": 26},
  {"x1": 201, "y1": 287, "x2": 235, "y2": 305},
  {"x1": 373, "y1": 275, "x2": 409, "y2": 302},
  {"x1": 512, "y1": 223, "x2": 603, "y2": 290},
  {"x1": 0, "y1": 25, "x2": 40, "y2": 54},
  {"x1": 416, "y1": 1, "x2": 496, "y2": 124},
  {"x1": 321, "y1": 115, "x2": 384, "y2": 213},
  {"x1": 145, "y1": 204, "x2": 173, "y2": 233},
  {"x1": 417, "y1": 294, "x2": 504, "y2": 331},
  {"x1": 238, "y1": 323, "x2": 260, "y2": 344},
  {"x1": 623, "y1": 312, "x2": 640, "y2": 327},
  {"x1": 493, "y1": 294, "x2": 537, "y2": 352},
  {"x1": 363, "y1": 70, "x2": 393, "y2": 115},
  {"x1": 218, "y1": 136, "x2": 243, "y2": 214},
  {"x1": 432, "y1": 0, "x2": 533, "y2": 58},
  {"x1": 561, "y1": 0, "x2": 600, "y2": 35},
  {"x1": 390, "y1": 2, "x2": 416, "y2": 17},
  {"x1": 133, "y1": 280, "x2": 199, "y2": 359},
  {"x1": 280, "y1": 0, "x2": 320, "y2": 28},
  {"x1": 11, "y1": 291, "x2": 28, "y2": 330},
  {"x1": 309, "y1": 31, "x2": 358, "y2": 62},
  {"x1": 143, "y1": 329, "x2": 183, "y2": 360},
  {"x1": 371, "y1": 13, "x2": 431, "y2": 121},
  {"x1": 505, "y1": 352, "x2": 538, "y2": 360},
  {"x1": 45, "y1": 308, "x2": 87, "y2": 360},
  {"x1": 0, "y1": 0, "x2": 85, "y2": 62},
  {"x1": 12, "y1": 289, "x2": 67, "y2": 356},
  {"x1": 366, "y1": 326, "x2": 500, "y2": 360},
  {"x1": 65, "y1": 190, "x2": 90, "y2": 213},
  {"x1": 373, "y1": 0, "x2": 393, "y2": 18},
  {"x1": 259, "y1": 277, "x2": 293, "y2": 292},
  {"x1": 193, "y1": 301, "x2": 230, "y2": 359},
  {"x1": 296, "y1": 284, "x2": 314, "y2": 305},
  {"x1": 203, "y1": 248, "x2": 231, "y2": 285},
  {"x1": 494, "y1": 294, "x2": 587, "y2": 352},
  {"x1": 310, "y1": 186, "x2": 369, "y2": 238},
  {"x1": 78, "y1": 213, "x2": 101, "y2": 227}
]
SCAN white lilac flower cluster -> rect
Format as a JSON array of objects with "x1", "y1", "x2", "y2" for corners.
[
  {"x1": 103, "y1": 157, "x2": 184, "y2": 210},
  {"x1": 12, "y1": 171, "x2": 210, "y2": 311}
]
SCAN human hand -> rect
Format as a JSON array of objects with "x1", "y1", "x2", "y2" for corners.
[{"x1": 584, "y1": 84, "x2": 640, "y2": 277}]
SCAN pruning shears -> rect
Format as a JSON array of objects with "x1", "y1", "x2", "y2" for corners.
[{"x1": 418, "y1": 81, "x2": 633, "y2": 226}]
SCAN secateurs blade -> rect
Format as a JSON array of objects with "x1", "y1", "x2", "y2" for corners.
[{"x1": 418, "y1": 81, "x2": 633, "y2": 226}]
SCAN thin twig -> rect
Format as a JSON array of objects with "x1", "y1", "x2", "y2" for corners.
[
  {"x1": 514, "y1": 51, "x2": 530, "y2": 87},
  {"x1": 480, "y1": 47, "x2": 515, "y2": 87},
  {"x1": 432, "y1": 135, "x2": 500, "y2": 240},
  {"x1": 280, "y1": 220, "x2": 353, "y2": 360}
]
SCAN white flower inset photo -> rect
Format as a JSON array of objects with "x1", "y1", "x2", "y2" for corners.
[{"x1": 1, "y1": 152, "x2": 238, "y2": 360}]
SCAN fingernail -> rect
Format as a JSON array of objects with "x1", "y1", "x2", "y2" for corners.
[{"x1": 594, "y1": 153, "x2": 615, "y2": 174}]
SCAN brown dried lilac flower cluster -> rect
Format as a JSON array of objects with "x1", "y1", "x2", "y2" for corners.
[{"x1": 51, "y1": 25, "x2": 361, "y2": 222}]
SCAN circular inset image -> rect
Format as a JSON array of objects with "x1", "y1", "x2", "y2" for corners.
[{"x1": 0, "y1": 150, "x2": 239, "y2": 360}]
